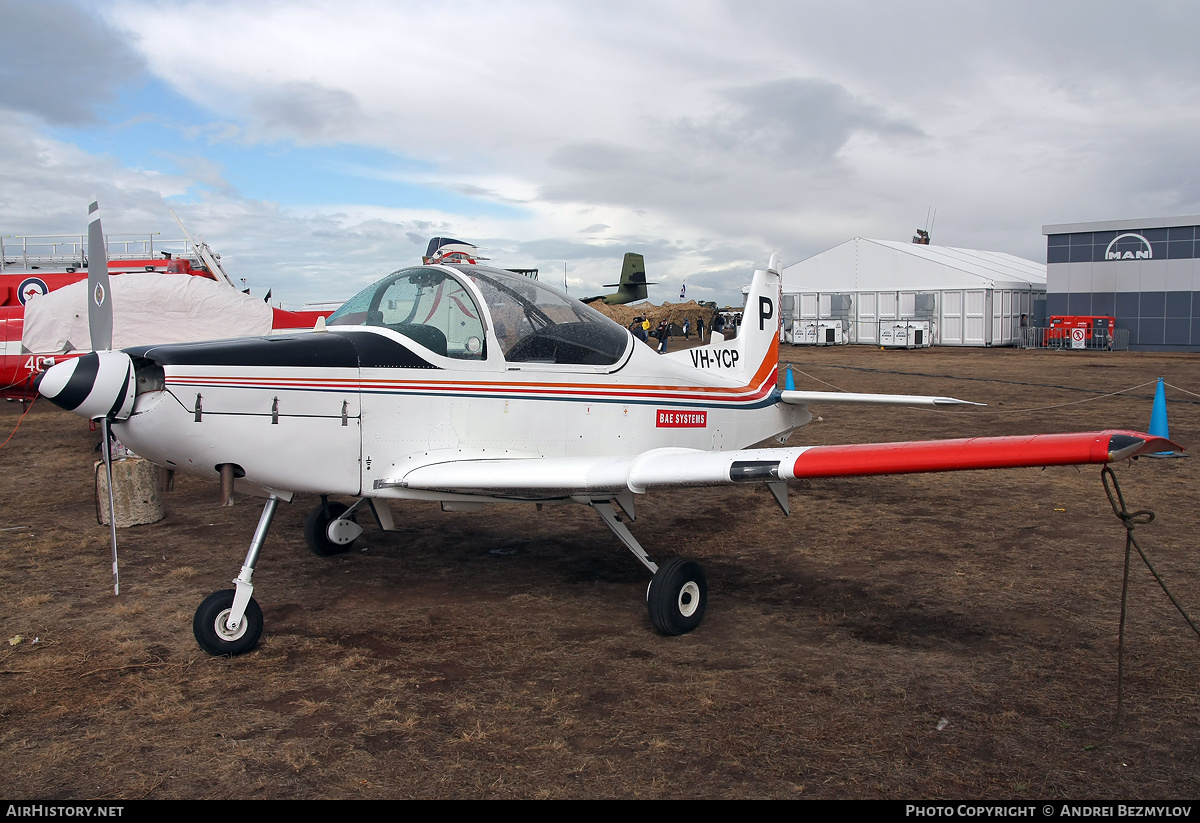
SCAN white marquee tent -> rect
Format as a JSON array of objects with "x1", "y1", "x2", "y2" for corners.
[{"x1": 780, "y1": 238, "x2": 1046, "y2": 346}]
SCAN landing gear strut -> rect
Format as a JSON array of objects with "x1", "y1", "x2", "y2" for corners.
[{"x1": 591, "y1": 500, "x2": 708, "y2": 635}]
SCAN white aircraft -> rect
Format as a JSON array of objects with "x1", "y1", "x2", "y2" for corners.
[{"x1": 38, "y1": 203, "x2": 1180, "y2": 656}]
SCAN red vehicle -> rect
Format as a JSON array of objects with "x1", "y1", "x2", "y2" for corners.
[
  {"x1": 0, "y1": 228, "x2": 332, "y2": 400},
  {"x1": 1045, "y1": 315, "x2": 1115, "y2": 349}
]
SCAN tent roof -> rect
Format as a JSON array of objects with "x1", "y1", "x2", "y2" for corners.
[{"x1": 781, "y1": 238, "x2": 1046, "y2": 292}]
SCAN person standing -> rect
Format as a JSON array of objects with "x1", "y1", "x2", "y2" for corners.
[
  {"x1": 682, "y1": 318, "x2": 690, "y2": 340},
  {"x1": 656, "y1": 320, "x2": 670, "y2": 353}
]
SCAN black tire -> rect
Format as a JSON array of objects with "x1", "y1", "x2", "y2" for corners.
[
  {"x1": 304, "y1": 501, "x2": 354, "y2": 557},
  {"x1": 647, "y1": 557, "x2": 707, "y2": 636},
  {"x1": 193, "y1": 589, "x2": 263, "y2": 656}
]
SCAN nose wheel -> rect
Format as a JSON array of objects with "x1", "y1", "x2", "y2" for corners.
[
  {"x1": 193, "y1": 589, "x2": 263, "y2": 656},
  {"x1": 193, "y1": 493, "x2": 281, "y2": 657}
]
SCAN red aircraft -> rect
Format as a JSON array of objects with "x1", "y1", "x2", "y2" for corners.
[{"x1": 0, "y1": 218, "x2": 330, "y2": 400}]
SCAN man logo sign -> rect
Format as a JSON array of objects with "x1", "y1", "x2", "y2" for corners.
[{"x1": 1105, "y1": 233, "x2": 1153, "y2": 260}]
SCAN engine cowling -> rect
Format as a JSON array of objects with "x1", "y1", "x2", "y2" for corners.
[{"x1": 36, "y1": 351, "x2": 136, "y2": 421}]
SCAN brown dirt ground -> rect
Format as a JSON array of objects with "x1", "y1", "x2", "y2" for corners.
[{"x1": 1, "y1": 342, "x2": 1199, "y2": 799}]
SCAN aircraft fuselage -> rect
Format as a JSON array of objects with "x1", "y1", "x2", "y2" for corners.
[{"x1": 116, "y1": 323, "x2": 807, "y2": 502}]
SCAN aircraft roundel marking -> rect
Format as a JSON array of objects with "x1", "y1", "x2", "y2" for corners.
[
  {"x1": 93, "y1": 282, "x2": 106, "y2": 308},
  {"x1": 17, "y1": 277, "x2": 48, "y2": 305}
]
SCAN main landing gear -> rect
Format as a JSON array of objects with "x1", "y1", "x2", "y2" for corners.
[
  {"x1": 647, "y1": 557, "x2": 708, "y2": 635},
  {"x1": 303, "y1": 499, "x2": 358, "y2": 556},
  {"x1": 591, "y1": 500, "x2": 709, "y2": 636}
]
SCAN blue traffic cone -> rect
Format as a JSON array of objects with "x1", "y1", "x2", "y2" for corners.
[
  {"x1": 784, "y1": 364, "x2": 795, "y2": 391},
  {"x1": 1148, "y1": 377, "x2": 1177, "y2": 456},
  {"x1": 1149, "y1": 378, "x2": 1169, "y2": 440}
]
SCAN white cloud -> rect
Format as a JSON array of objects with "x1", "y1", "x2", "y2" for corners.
[
  {"x1": 0, "y1": 0, "x2": 144, "y2": 125},
  {"x1": 3, "y1": 0, "x2": 1200, "y2": 307}
]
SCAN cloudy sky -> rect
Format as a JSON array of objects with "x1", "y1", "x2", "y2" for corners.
[{"x1": 3, "y1": 0, "x2": 1199, "y2": 307}]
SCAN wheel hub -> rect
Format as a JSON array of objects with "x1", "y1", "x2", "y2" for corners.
[
  {"x1": 677, "y1": 581, "x2": 700, "y2": 617},
  {"x1": 215, "y1": 608, "x2": 248, "y2": 641}
]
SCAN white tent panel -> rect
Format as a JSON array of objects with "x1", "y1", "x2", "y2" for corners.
[
  {"x1": 856, "y1": 292, "x2": 876, "y2": 343},
  {"x1": 965, "y1": 290, "x2": 987, "y2": 345}
]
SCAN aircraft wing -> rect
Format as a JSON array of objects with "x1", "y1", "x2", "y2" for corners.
[{"x1": 392, "y1": 430, "x2": 1181, "y2": 499}]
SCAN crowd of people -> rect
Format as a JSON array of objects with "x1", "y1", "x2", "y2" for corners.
[{"x1": 626, "y1": 311, "x2": 742, "y2": 353}]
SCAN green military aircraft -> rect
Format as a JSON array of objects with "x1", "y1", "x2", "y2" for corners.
[{"x1": 584, "y1": 252, "x2": 657, "y2": 305}]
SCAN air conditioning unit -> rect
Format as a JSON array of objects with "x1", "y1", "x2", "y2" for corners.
[
  {"x1": 880, "y1": 320, "x2": 931, "y2": 348},
  {"x1": 792, "y1": 320, "x2": 845, "y2": 346}
]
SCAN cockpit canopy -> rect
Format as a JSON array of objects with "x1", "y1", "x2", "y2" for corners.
[{"x1": 327, "y1": 265, "x2": 631, "y2": 367}]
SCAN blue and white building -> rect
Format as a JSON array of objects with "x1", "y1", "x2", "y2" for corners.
[{"x1": 1043, "y1": 215, "x2": 1200, "y2": 351}]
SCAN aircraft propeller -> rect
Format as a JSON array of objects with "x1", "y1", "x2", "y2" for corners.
[{"x1": 36, "y1": 199, "x2": 134, "y2": 595}]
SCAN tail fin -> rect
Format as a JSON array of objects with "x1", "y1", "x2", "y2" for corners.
[
  {"x1": 668, "y1": 254, "x2": 781, "y2": 387},
  {"x1": 733, "y1": 253, "x2": 781, "y2": 384},
  {"x1": 602, "y1": 253, "x2": 654, "y2": 304}
]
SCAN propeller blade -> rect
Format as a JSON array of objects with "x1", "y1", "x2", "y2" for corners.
[
  {"x1": 101, "y1": 417, "x2": 120, "y2": 596},
  {"x1": 86, "y1": 198, "x2": 113, "y2": 351}
]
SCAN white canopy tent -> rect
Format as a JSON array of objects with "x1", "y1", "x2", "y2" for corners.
[{"x1": 780, "y1": 238, "x2": 1046, "y2": 346}]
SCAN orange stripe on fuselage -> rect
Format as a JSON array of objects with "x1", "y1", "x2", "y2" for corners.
[{"x1": 165, "y1": 355, "x2": 783, "y2": 406}]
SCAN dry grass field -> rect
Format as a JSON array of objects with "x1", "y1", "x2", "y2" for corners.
[{"x1": 1, "y1": 343, "x2": 1198, "y2": 799}]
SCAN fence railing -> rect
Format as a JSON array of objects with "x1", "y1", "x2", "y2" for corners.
[
  {"x1": 0, "y1": 233, "x2": 198, "y2": 272},
  {"x1": 1016, "y1": 327, "x2": 1129, "y2": 351}
]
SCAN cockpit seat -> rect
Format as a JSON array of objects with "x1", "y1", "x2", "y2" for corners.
[{"x1": 389, "y1": 323, "x2": 448, "y2": 357}]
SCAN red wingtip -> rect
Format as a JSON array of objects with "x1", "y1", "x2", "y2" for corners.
[{"x1": 790, "y1": 430, "x2": 1185, "y2": 479}]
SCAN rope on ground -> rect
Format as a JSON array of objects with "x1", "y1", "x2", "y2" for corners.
[
  {"x1": 786, "y1": 367, "x2": 846, "y2": 392},
  {"x1": 787, "y1": 359, "x2": 1200, "y2": 406},
  {"x1": 949, "y1": 380, "x2": 1161, "y2": 415},
  {"x1": 0, "y1": 394, "x2": 36, "y2": 451},
  {"x1": 1098, "y1": 465, "x2": 1200, "y2": 741}
]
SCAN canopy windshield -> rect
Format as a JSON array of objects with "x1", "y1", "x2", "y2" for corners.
[
  {"x1": 329, "y1": 265, "x2": 630, "y2": 367},
  {"x1": 450, "y1": 265, "x2": 631, "y2": 366},
  {"x1": 327, "y1": 267, "x2": 486, "y2": 359}
]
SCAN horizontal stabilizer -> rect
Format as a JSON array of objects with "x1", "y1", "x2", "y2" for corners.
[{"x1": 780, "y1": 390, "x2": 982, "y2": 407}]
